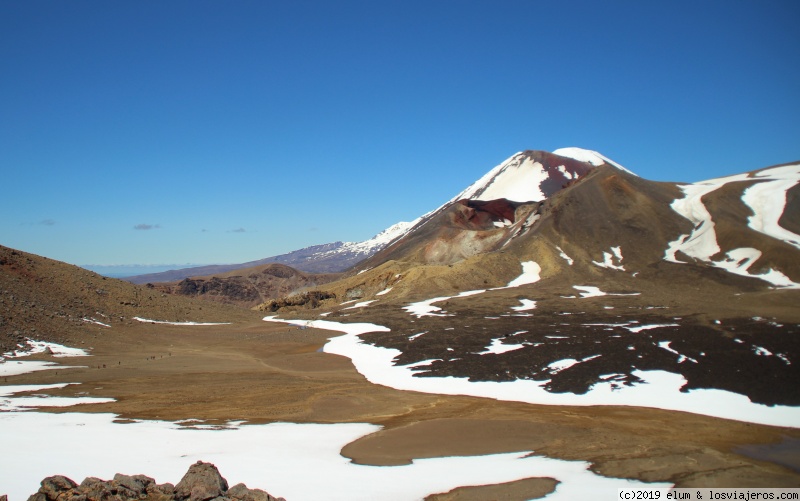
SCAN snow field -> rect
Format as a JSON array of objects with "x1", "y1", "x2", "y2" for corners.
[{"x1": 0, "y1": 382, "x2": 665, "y2": 501}]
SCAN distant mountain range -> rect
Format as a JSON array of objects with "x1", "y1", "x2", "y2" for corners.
[{"x1": 121, "y1": 221, "x2": 416, "y2": 284}]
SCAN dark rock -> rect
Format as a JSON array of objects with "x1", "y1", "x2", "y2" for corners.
[
  {"x1": 227, "y1": 483, "x2": 285, "y2": 501},
  {"x1": 39, "y1": 476, "x2": 78, "y2": 500},
  {"x1": 174, "y1": 461, "x2": 228, "y2": 501},
  {"x1": 112, "y1": 473, "x2": 154, "y2": 494}
]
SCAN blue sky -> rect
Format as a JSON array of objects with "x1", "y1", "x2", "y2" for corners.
[{"x1": 2, "y1": 1, "x2": 798, "y2": 267}]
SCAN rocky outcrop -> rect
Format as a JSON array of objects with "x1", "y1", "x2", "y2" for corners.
[
  {"x1": 256, "y1": 290, "x2": 336, "y2": 313},
  {"x1": 21, "y1": 461, "x2": 285, "y2": 501},
  {"x1": 149, "y1": 264, "x2": 341, "y2": 308}
]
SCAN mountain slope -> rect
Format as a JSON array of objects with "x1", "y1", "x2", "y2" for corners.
[
  {"x1": 0, "y1": 244, "x2": 260, "y2": 354},
  {"x1": 257, "y1": 153, "x2": 800, "y2": 409}
]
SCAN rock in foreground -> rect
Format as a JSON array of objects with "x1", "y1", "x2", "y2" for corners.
[{"x1": 21, "y1": 461, "x2": 285, "y2": 501}]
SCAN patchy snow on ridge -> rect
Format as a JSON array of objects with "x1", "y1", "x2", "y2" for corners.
[
  {"x1": 714, "y1": 248, "x2": 800, "y2": 288},
  {"x1": 336, "y1": 219, "x2": 421, "y2": 258},
  {"x1": 741, "y1": 163, "x2": 800, "y2": 250},
  {"x1": 665, "y1": 165, "x2": 800, "y2": 288},
  {"x1": 665, "y1": 173, "x2": 751, "y2": 263}
]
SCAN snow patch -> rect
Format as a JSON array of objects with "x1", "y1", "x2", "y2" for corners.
[
  {"x1": 552, "y1": 147, "x2": 635, "y2": 175},
  {"x1": 742, "y1": 163, "x2": 800, "y2": 250},
  {"x1": 402, "y1": 290, "x2": 486, "y2": 318},
  {"x1": 506, "y1": 261, "x2": 541, "y2": 287},
  {"x1": 713, "y1": 248, "x2": 800, "y2": 289},
  {"x1": 4, "y1": 340, "x2": 90, "y2": 358},
  {"x1": 511, "y1": 299, "x2": 537, "y2": 312},
  {"x1": 564, "y1": 286, "x2": 640, "y2": 299},
  {"x1": 477, "y1": 338, "x2": 526, "y2": 355},
  {"x1": 592, "y1": 246, "x2": 625, "y2": 271},
  {"x1": 343, "y1": 300, "x2": 377, "y2": 310},
  {"x1": 133, "y1": 317, "x2": 231, "y2": 326},
  {"x1": 83, "y1": 317, "x2": 111, "y2": 328},
  {"x1": 556, "y1": 246, "x2": 574, "y2": 265},
  {"x1": 657, "y1": 342, "x2": 698, "y2": 364}
]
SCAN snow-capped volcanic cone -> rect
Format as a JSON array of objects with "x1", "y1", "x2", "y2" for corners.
[
  {"x1": 358, "y1": 148, "x2": 630, "y2": 268},
  {"x1": 450, "y1": 149, "x2": 602, "y2": 203}
]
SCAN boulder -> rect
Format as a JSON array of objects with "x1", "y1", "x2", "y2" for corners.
[
  {"x1": 226, "y1": 483, "x2": 285, "y2": 501},
  {"x1": 112, "y1": 473, "x2": 154, "y2": 494},
  {"x1": 37, "y1": 476, "x2": 78, "y2": 500},
  {"x1": 174, "y1": 462, "x2": 229, "y2": 501}
]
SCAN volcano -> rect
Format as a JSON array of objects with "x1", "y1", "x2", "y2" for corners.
[{"x1": 259, "y1": 149, "x2": 800, "y2": 412}]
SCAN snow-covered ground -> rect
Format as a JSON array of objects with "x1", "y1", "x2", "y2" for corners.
[
  {"x1": 3, "y1": 339, "x2": 91, "y2": 358},
  {"x1": 0, "y1": 380, "x2": 666, "y2": 501},
  {"x1": 1, "y1": 340, "x2": 91, "y2": 376}
]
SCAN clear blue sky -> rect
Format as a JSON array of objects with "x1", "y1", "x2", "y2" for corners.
[{"x1": 2, "y1": 1, "x2": 798, "y2": 266}]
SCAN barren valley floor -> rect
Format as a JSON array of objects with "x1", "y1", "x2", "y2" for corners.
[{"x1": 5, "y1": 317, "x2": 800, "y2": 500}]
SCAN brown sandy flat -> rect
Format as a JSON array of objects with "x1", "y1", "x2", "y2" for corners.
[
  {"x1": 424, "y1": 477, "x2": 558, "y2": 501},
  {"x1": 8, "y1": 318, "x2": 800, "y2": 495}
]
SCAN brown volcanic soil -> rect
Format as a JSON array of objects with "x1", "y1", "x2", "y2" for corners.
[
  {"x1": 0, "y1": 245, "x2": 260, "y2": 354},
  {"x1": 8, "y1": 317, "x2": 800, "y2": 491}
]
